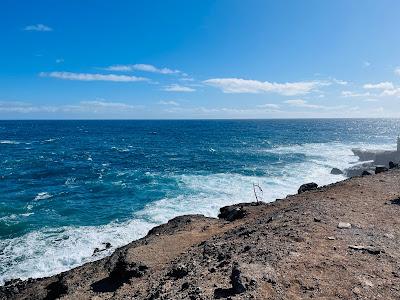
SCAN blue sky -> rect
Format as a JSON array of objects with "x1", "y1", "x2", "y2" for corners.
[{"x1": 1, "y1": 0, "x2": 400, "y2": 119}]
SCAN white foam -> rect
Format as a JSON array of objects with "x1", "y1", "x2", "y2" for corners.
[
  {"x1": 34, "y1": 192, "x2": 52, "y2": 201},
  {"x1": 0, "y1": 219, "x2": 155, "y2": 285},
  {"x1": 0, "y1": 140, "x2": 19, "y2": 145}
]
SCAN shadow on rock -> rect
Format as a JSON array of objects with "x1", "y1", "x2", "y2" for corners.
[
  {"x1": 390, "y1": 198, "x2": 400, "y2": 205},
  {"x1": 91, "y1": 255, "x2": 147, "y2": 293},
  {"x1": 44, "y1": 276, "x2": 68, "y2": 300}
]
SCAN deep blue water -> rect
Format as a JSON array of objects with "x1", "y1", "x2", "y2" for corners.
[{"x1": 0, "y1": 119, "x2": 399, "y2": 283}]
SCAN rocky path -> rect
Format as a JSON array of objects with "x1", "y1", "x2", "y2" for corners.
[{"x1": 2, "y1": 169, "x2": 400, "y2": 299}]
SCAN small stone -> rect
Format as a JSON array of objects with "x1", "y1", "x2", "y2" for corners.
[
  {"x1": 349, "y1": 245, "x2": 381, "y2": 255},
  {"x1": 313, "y1": 217, "x2": 321, "y2": 222},
  {"x1": 384, "y1": 233, "x2": 395, "y2": 239},
  {"x1": 375, "y1": 165, "x2": 388, "y2": 174},
  {"x1": 327, "y1": 236, "x2": 335, "y2": 240},
  {"x1": 93, "y1": 247, "x2": 101, "y2": 255},
  {"x1": 337, "y1": 222, "x2": 351, "y2": 229}
]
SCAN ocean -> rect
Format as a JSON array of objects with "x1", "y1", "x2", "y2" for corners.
[{"x1": 0, "y1": 119, "x2": 399, "y2": 284}]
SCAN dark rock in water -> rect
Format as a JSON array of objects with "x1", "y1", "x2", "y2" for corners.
[
  {"x1": 330, "y1": 168, "x2": 343, "y2": 175},
  {"x1": 375, "y1": 165, "x2": 388, "y2": 174},
  {"x1": 389, "y1": 161, "x2": 399, "y2": 169},
  {"x1": 218, "y1": 206, "x2": 246, "y2": 221},
  {"x1": 344, "y1": 161, "x2": 375, "y2": 177},
  {"x1": 103, "y1": 242, "x2": 112, "y2": 249},
  {"x1": 230, "y1": 263, "x2": 246, "y2": 294},
  {"x1": 93, "y1": 248, "x2": 101, "y2": 255},
  {"x1": 298, "y1": 183, "x2": 318, "y2": 194},
  {"x1": 362, "y1": 171, "x2": 372, "y2": 176}
]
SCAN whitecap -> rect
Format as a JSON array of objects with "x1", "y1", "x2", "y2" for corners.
[
  {"x1": 0, "y1": 140, "x2": 19, "y2": 145},
  {"x1": 34, "y1": 192, "x2": 52, "y2": 201}
]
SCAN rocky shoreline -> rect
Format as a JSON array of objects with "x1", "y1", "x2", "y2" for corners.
[{"x1": 2, "y1": 168, "x2": 400, "y2": 299}]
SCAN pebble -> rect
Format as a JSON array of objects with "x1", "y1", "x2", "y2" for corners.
[
  {"x1": 337, "y1": 222, "x2": 351, "y2": 229},
  {"x1": 327, "y1": 236, "x2": 335, "y2": 240}
]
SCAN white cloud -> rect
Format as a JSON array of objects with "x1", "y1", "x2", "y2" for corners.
[
  {"x1": 341, "y1": 91, "x2": 372, "y2": 98},
  {"x1": 39, "y1": 72, "x2": 148, "y2": 82},
  {"x1": 163, "y1": 84, "x2": 195, "y2": 92},
  {"x1": 77, "y1": 101, "x2": 139, "y2": 111},
  {"x1": 0, "y1": 101, "x2": 56, "y2": 113},
  {"x1": 105, "y1": 64, "x2": 180, "y2": 74},
  {"x1": 394, "y1": 67, "x2": 400, "y2": 76},
  {"x1": 363, "y1": 61, "x2": 371, "y2": 67},
  {"x1": 331, "y1": 78, "x2": 348, "y2": 85},
  {"x1": 360, "y1": 81, "x2": 400, "y2": 98},
  {"x1": 203, "y1": 78, "x2": 322, "y2": 95},
  {"x1": 284, "y1": 99, "x2": 321, "y2": 108},
  {"x1": 363, "y1": 82, "x2": 394, "y2": 90},
  {"x1": 0, "y1": 100, "x2": 142, "y2": 114},
  {"x1": 284, "y1": 99, "x2": 348, "y2": 111},
  {"x1": 24, "y1": 24, "x2": 53, "y2": 32},
  {"x1": 56, "y1": 58, "x2": 64, "y2": 64},
  {"x1": 158, "y1": 100, "x2": 180, "y2": 106},
  {"x1": 380, "y1": 88, "x2": 400, "y2": 97},
  {"x1": 256, "y1": 103, "x2": 280, "y2": 109}
]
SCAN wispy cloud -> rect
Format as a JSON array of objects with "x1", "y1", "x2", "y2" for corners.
[
  {"x1": 24, "y1": 24, "x2": 53, "y2": 32},
  {"x1": 256, "y1": 103, "x2": 280, "y2": 109},
  {"x1": 363, "y1": 61, "x2": 371, "y2": 68},
  {"x1": 341, "y1": 91, "x2": 372, "y2": 98},
  {"x1": 163, "y1": 84, "x2": 195, "y2": 92},
  {"x1": 0, "y1": 100, "x2": 142, "y2": 114},
  {"x1": 362, "y1": 81, "x2": 400, "y2": 97},
  {"x1": 284, "y1": 99, "x2": 349, "y2": 111},
  {"x1": 363, "y1": 82, "x2": 394, "y2": 90},
  {"x1": 203, "y1": 78, "x2": 323, "y2": 96},
  {"x1": 158, "y1": 100, "x2": 180, "y2": 106},
  {"x1": 77, "y1": 101, "x2": 140, "y2": 111},
  {"x1": 39, "y1": 72, "x2": 148, "y2": 82},
  {"x1": 395, "y1": 67, "x2": 400, "y2": 76},
  {"x1": 331, "y1": 78, "x2": 348, "y2": 85},
  {"x1": 284, "y1": 99, "x2": 322, "y2": 109},
  {"x1": 105, "y1": 64, "x2": 180, "y2": 75}
]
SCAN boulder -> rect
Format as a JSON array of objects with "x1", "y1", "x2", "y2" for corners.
[
  {"x1": 168, "y1": 264, "x2": 189, "y2": 279},
  {"x1": 330, "y1": 168, "x2": 343, "y2": 175},
  {"x1": 344, "y1": 161, "x2": 374, "y2": 177},
  {"x1": 218, "y1": 206, "x2": 246, "y2": 221},
  {"x1": 298, "y1": 182, "x2": 318, "y2": 194},
  {"x1": 389, "y1": 161, "x2": 399, "y2": 169},
  {"x1": 362, "y1": 171, "x2": 372, "y2": 176},
  {"x1": 375, "y1": 165, "x2": 388, "y2": 174}
]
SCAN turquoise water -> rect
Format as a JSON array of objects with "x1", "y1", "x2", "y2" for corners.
[{"x1": 0, "y1": 119, "x2": 399, "y2": 284}]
